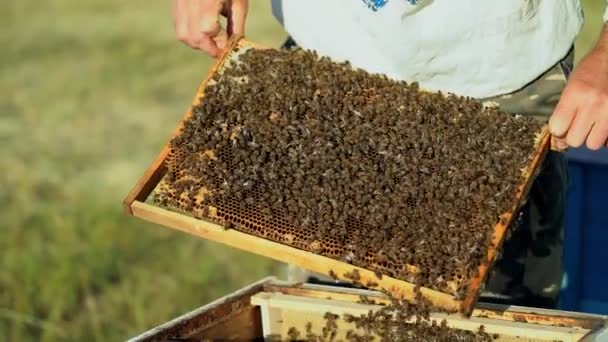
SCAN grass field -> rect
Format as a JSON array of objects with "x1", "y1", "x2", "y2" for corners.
[{"x1": 1, "y1": 1, "x2": 604, "y2": 341}]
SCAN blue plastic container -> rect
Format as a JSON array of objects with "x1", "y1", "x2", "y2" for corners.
[{"x1": 560, "y1": 147, "x2": 608, "y2": 314}]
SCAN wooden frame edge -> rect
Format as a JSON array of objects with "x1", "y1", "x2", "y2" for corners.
[
  {"x1": 262, "y1": 283, "x2": 603, "y2": 331},
  {"x1": 127, "y1": 275, "x2": 274, "y2": 341},
  {"x1": 130, "y1": 201, "x2": 461, "y2": 312},
  {"x1": 461, "y1": 127, "x2": 552, "y2": 315}
]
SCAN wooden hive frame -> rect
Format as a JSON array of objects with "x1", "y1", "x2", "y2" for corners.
[
  {"x1": 124, "y1": 36, "x2": 554, "y2": 316},
  {"x1": 128, "y1": 277, "x2": 607, "y2": 341}
]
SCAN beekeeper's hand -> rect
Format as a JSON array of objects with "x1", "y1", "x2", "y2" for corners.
[
  {"x1": 173, "y1": 0, "x2": 248, "y2": 57},
  {"x1": 550, "y1": 26, "x2": 608, "y2": 150}
]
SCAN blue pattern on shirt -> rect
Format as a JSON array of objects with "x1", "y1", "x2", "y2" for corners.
[{"x1": 361, "y1": 0, "x2": 418, "y2": 12}]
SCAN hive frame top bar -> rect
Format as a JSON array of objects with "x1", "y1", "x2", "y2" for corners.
[{"x1": 123, "y1": 36, "x2": 553, "y2": 316}]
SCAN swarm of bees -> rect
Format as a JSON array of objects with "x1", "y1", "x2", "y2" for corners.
[
  {"x1": 158, "y1": 47, "x2": 544, "y2": 293},
  {"x1": 285, "y1": 294, "x2": 496, "y2": 341}
]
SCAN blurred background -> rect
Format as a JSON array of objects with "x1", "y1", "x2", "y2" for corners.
[{"x1": 1, "y1": 1, "x2": 605, "y2": 341}]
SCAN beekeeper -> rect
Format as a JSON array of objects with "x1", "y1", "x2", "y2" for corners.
[{"x1": 172, "y1": 0, "x2": 608, "y2": 309}]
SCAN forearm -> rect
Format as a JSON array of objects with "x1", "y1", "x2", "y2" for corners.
[
  {"x1": 594, "y1": 23, "x2": 608, "y2": 52},
  {"x1": 583, "y1": 24, "x2": 608, "y2": 73}
]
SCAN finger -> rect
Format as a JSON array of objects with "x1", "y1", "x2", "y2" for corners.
[
  {"x1": 586, "y1": 118, "x2": 608, "y2": 150},
  {"x1": 186, "y1": 0, "x2": 210, "y2": 48},
  {"x1": 228, "y1": 0, "x2": 248, "y2": 35},
  {"x1": 199, "y1": 0, "x2": 222, "y2": 35},
  {"x1": 200, "y1": 34, "x2": 221, "y2": 57},
  {"x1": 552, "y1": 137, "x2": 569, "y2": 151},
  {"x1": 214, "y1": 29, "x2": 229, "y2": 51},
  {"x1": 549, "y1": 92, "x2": 578, "y2": 138},
  {"x1": 566, "y1": 110, "x2": 595, "y2": 148},
  {"x1": 221, "y1": 2, "x2": 233, "y2": 35},
  {"x1": 198, "y1": 1, "x2": 223, "y2": 55},
  {"x1": 174, "y1": 0, "x2": 191, "y2": 44}
]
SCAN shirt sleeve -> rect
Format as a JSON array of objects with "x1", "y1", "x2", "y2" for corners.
[{"x1": 604, "y1": 1, "x2": 608, "y2": 22}]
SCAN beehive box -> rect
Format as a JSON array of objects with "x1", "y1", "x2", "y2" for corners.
[
  {"x1": 124, "y1": 36, "x2": 553, "y2": 315},
  {"x1": 127, "y1": 277, "x2": 607, "y2": 341}
]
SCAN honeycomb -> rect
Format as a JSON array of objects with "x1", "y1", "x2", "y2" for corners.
[
  {"x1": 158, "y1": 145, "x2": 426, "y2": 285},
  {"x1": 154, "y1": 43, "x2": 546, "y2": 296}
]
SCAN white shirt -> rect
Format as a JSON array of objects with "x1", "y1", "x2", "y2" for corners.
[{"x1": 271, "y1": 0, "x2": 597, "y2": 98}]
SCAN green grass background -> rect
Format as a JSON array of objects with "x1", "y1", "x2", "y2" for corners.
[{"x1": 0, "y1": 1, "x2": 604, "y2": 340}]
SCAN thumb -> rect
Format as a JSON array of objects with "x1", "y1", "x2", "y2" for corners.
[
  {"x1": 549, "y1": 93, "x2": 577, "y2": 138},
  {"x1": 228, "y1": 0, "x2": 248, "y2": 35}
]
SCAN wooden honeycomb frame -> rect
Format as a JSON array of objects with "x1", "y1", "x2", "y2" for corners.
[
  {"x1": 124, "y1": 36, "x2": 554, "y2": 316},
  {"x1": 128, "y1": 277, "x2": 607, "y2": 341}
]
